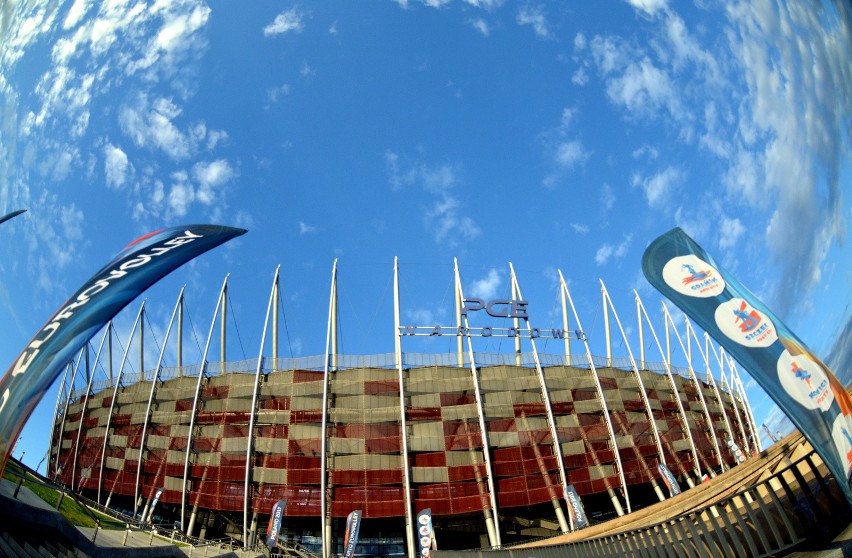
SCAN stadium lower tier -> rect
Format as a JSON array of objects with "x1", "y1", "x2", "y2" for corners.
[{"x1": 50, "y1": 356, "x2": 754, "y2": 548}]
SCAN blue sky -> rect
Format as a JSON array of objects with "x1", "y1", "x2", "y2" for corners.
[{"x1": 0, "y1": 0, "x2": 849, "y2": 472}]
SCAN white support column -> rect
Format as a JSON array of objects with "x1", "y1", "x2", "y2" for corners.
[
  {"x1": 49, "y1": 362, "x2": 72, "y2": 480},
  {"x1": 244, "y1": 267, "x2": 279, "y2": 547},
  {"x1": 510, "y1": 264, "x2": 569, "y2": 532},
  {"x1": 684, "y1": 321, "x2": 727, "y2": 473},
  {"x1": 559, "y1": 271, "x2": 629, "y2": 516},
  {"x1": 600, "y1": 283, "x2": 666, "y2": 502},
  {"x1": 320, "y1": 260, "x2": 338, "y2": 558},
  {"x1": 57, "y1": 348, "x2": 86, "y2": 477},
  {"x1": 98, "y1": 303, "x2": 144, "y2": 506},
  {"x1": 730, "y1": 361, "x2": 761, "y2": 454},
  {"x1": 134, "y1": 288, "x2": 185, "y2": 518},
  {"x1": 560, "y1": 282, "x2": 571, "y2": 366},
  {"x1": 664, "y1": 310, "x2": 724, "y2": 478},
  {"x1": 181, "y1": 277, "x2": 228, "y2": 532},
  {"x1": 602, "y1": 287, "x2": 612, "y2": 367},
  {"x1": 393, "y1": 258, "x2": 416, "y2": 558},
  {"x1": 72, "y1": 326, "x2": 111, "y2": 491},
  {"x1": 721, "y1": 349, "x2": 749, "y2": 455},
  {"x1": 702, "y1": 335, "x2": 735, "y2": 469},
  {"x1": 455, "y1": 259, "x2": 502, "y2": 546},
  {"x1": 711, "y1": 344, "x2": 749, "y2": 461},
  {"x1": 636, "y1": 297, "x2": 645, "y2": 370},
  {"x1": 635, "y1": 297, "x2": 703, "y2": 484}
]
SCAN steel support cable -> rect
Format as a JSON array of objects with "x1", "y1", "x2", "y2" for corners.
[
  {"x1": 227, "y1": 294, "x2": 248, "y2": 361},
  {"x1": 185, "y1": 303, "x2": 206, "y2": 359},
  {"x1": 277, "y1": 287, "x2": 294, "y2": 359}
]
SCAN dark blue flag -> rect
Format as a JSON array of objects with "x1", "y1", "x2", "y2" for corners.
[
  {"x1": 642, "y1": 227, "x2": 852, "y2": 505},
  {"x1": 0, "y1": 224, "x2": 245, "y2": 472}
]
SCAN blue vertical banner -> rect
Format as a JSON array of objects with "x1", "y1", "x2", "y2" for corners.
[
  {"x1": 0, "y1": 224, "x2": 245, "y2": 474},
  {"x1": 642, "y1": 227, "x2": 852, "y2": 505},
  {"x1": 265, "y1": 500, "x2": 287, "y2": 549},
  {"x1": 565, "y1": 484, "x2": 588, "y2": 529},
  {"x1": 416, "y1": 508, "x2": 436, "y2": 557},
  {"x1": 657, "y1": 463, "x2": 681, "y2": 497},
  {"x1": 342, "y1": 510, "x2": 362, "y2": 558}
]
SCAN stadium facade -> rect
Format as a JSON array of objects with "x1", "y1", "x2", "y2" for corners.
[{"x1": 49, "y1": 260, "x2": 759, "y2": 557}]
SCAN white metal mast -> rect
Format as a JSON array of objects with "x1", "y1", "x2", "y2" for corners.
[
  {"x1": 393, "y1": 258, "x2": 416, "y2": 558},
  {"x1": 559, "y1": 271, "x2": 629, "y2": 516},
  {"x1": 320, "y1": 260, "x2": 337, "y2": 558},
  {"x1": 181, "y1": 276, "x2": 229, "y2": 534}
]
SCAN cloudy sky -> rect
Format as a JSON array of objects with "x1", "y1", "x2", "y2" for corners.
[{"x1": 0, "y1": 0, "x2": 850, "y2": 470}]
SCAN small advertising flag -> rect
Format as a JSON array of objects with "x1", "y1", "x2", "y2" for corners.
[
  {"x1": 657, "y1": 464, "x2": 681, "y2": 497},
  {"x1": 565, "y1": 484, "x2": 588, "y2": 529},
  {"x1": 642, "y1": 227, "x2": 852, "y2": 506},
  {"x1": 342, "y1": 510, "x2": 362, "y2": 558},
  {"x1": 265, "y1": 500, "x2": 287, "y2": 549},
  {"x1": 147, "y1": 487, "x2": 164, "y2": 523},
  {"x1": 416, "y1": 508, "x2": 436, "y2": 557}
]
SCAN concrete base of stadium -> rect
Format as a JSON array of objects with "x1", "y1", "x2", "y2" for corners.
[{"x1": 0, "y1": 478, "x2": 259, "y2": 558}]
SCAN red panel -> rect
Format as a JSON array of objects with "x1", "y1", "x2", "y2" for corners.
[
  {"x1": 201, "y1": 385, "x2": 229, "y2": 399},
  {"x1": 413, "y1": 453, "x2": 446, "y2": 467},
  {"x1": 514, "y1": 402, "x2": 547, "y2": 417},
  {"x1": 440, "y1": 393, "x2": 474, "y2": 406},
  {"x1": 365, "y1": 437, "x2": 401, "y2": 453},
  {"x1": 364, "y1": 380, "x2": 399, "y2": 394},
  {"x1": 175, "y1": 399, "x2": 193, "y2": 412},
  {"x1": 293, "y1": 369, "x2": 324, "y2": 383},
  {"x1": 261, "y1": 397, "x2": 291, "y2": 410},
  {"x1": 407, "y1": 408, "x2": 441, "y2": 420},
  {"x1": 290, "y1": 410, "x2": 323, "y2": 423}
]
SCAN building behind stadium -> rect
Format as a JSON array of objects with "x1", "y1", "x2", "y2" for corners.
[{"x1": 49, "y1": 259, "x2": 759, "y2": 558}]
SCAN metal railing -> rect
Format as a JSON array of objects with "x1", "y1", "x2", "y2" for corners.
[{"x1": 435, "y1": 449, "x2": 849, "y2": 558}]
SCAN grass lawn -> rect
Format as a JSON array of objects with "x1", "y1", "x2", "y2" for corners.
[{"x1": 2, "y1": 461, "x2": 124, "y2": 530}]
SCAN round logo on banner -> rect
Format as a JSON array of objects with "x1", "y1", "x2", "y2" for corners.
[
  {"x1": 777, "y1": 350, "x2": 834, "y2": 411},
  {"x1": 419, "y1": 526, "x2": 431, "y2": 536},
  {"x1": 419, "y1": 515, "x2": 430, "y2": 525},
  {"x1": 661, "y1": 255, "x2": 725, "y2": 298},
  {"x1": 714, "y1": 298, "x2": 777, "y2": 348},
  {"x1": 421, "y1": 536, "x2": 431, "y2": 547},
  {"x1": 421, "y1": 549, "x2": 430, "y2": 557},
  {"x1": 831, "y1": 415, "x2": 852, "y2": 477}
]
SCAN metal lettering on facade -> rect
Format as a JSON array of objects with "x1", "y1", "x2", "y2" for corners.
[{"x1": 460, "y1": 298, "x2": 528, "y2": 318}]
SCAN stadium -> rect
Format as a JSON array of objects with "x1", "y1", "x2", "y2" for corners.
[{"x1": 48, "y1": 260, "x2": 758, "y2": 558}]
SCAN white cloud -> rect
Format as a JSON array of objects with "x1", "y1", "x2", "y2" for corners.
[
  {"x1": 600, "y1": 183, "x2": 615, "y2": 211},
  {"x1": 193, "y1": 159, "x2": 235, "y2": 204},
  {"x1": 407, "y1": 308, "x2": 435, "y2": 324},
  {"x1": 299, "y1": 221, "x2": 317, "y2": 235},
  {"x1": 595, "y1": 234, "x2": 633, "y2": 266},
  {"x1": 571, "y1": 223, "x2": 590, "y2": 234},
  {"x1": 470, "y1": 18, "x2": 491, "y2": 36},
  {"x1": 104, "y1": 143, "x2": 130, "y2": 189},
  {"x1": 468, "y1": 268, "x2": 501, "y2": 299},
  {"x1": 263, "y1": 8, "x2": 305, "y2": 36},
  {"x1": 724, "y1": 0, "x2": 852, "y2": 315},
  {"x1": 633, "y1": 166, "x2": 682, "y2": 208},
  {"x1": 386, "y1": 151, "x2": 480, "y2": 246},
  {"x1": 119, "y1": 95, "x2": 190, "y2": 159},
  {"x1": 718, "y1": 216, "x2": 745, "y2": 250},
  {"x1": 463, "y1": 0, "x2": 504, "y2": 8},
  {"x1": 606, "y1": 57, "x2": 682, "y2": 119},
  {"x1": 517, "y1": 5, "x2": 550, "y2": 38},
  {"x1": 571, "y1": 67, "x2": 589, "y2": 86},
  {"x1": 555, "y1": 140, "x2": 591, "y2": 168},
  {"x1": 167, "y1": 171, "x2": 194, "y2": 217},
  {"x1": 626, "y1": 0, "x2": 668, "y2": 17}
]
